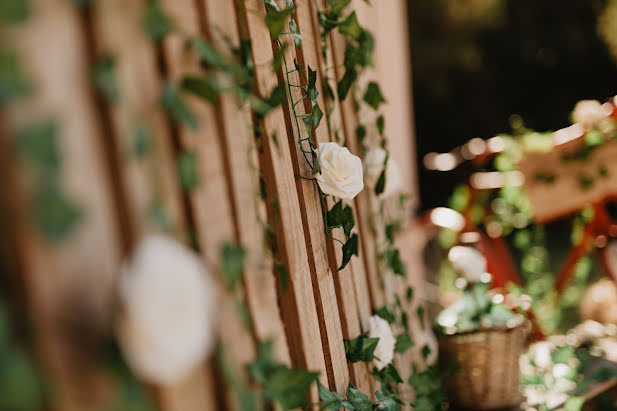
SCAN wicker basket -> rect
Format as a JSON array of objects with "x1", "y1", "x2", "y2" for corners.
[{"x1": 439, "y1": 322, "x2": 528, "y2": 409}]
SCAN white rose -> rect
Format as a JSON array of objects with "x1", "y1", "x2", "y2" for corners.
[
  {"x1": 315, "y1": 142, "x2": 364, "y2": 199},
  {"x1": 116, "y1": 235, "x2": 216, "y2": 385},
  {"x1": 572, "y1": 100, "x2": 609, "y2": 129},
  {"x1": 363, "y1": 148, "x2": 403, "y2": 198},
  {"x1": 367, "y1": 315, "x2": 395, "y2": 370},
  {"x1": 529, "y1": 341, "x2": 554, "y2": 369},
  {"x1": 448, "y1": 246, "x2": 487, "y2": 283}
]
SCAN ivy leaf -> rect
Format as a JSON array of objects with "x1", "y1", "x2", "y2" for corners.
[
  {"x1": 374, "y1": 305, "x2": 395, "y2": 324},
  {"x1": 220, "y1": 243, "x2": 246, "y2": 291},
  {"x1": 385, "y1": 222, "x2": 399, "y2": 245},
  {"x1": 289, "y1": 19, "x2": 302, "y2": 48},
  {"x1": 406, "y1": 287, "x2": 414, "y2": 302},
  {"x1": 344, "y1": 334, "x2": 379, "y2": 363},
  {"x1": 376, "y1": 115, "x2": 385, "y2": 136},
  {"x1": 337, "y1": 66, "x2": 357, "y2": 101},
  {"x1": 384, "y1": 248, "x2": 405, "y2": 277},
  {"x1": 180, "y1": 76, "x2": 218, "y2": 104},
  {"x1": 247, "y1": 340, "x2": 278, "y2": 384},
  {"x1": 15, "y1": 121, "x2": 59, "y2": 172},
  {"x1": 356, "y1": 125, "x2": 366, "y2": 144},
  {"x1": 131, "y1": 122, "x2": 152, "y2": 159},
  {"x1": 265, "y1": 82, "x2": 287, "y2": 109},
  {"x1": 318, "y1": 11, "x2": 339, "y2": 34},
  {"x1": 327, "y1": 200, "x2": 354, "y2": 237},
  {"x1": 283, "y1": 0, "x2": 296, "y2": 11},
  {"x1": 177, "y1": 151, "x2": 200, "y2": 190},
  {"x1": 363, "y1": 81, "x2": 385, "y2": 110},
  {"x1": 161, "y1": 83, "x2": 198, "y2": 130},
  {"x1": 264, "y1": 0, "x2": 280, "y2": 11},
  {"x1": 307, "y1": 65, "x2": 318, "y2": 102},
  {"x1": 563, "y1": 397, "x2": 584, "y2": 411},
  {"x1": 373, "y1": 364, "x2": 403, "y2": 391},
  {"x1": 272, "y1": 43, "x2": 287, "y2": 71},
  {"x1": 275, "y1": 259, "x2": 289, "y2": 291},
  {"x1": 0, "y1": 0, "x2": 29, "y2": 24},
  {"x1": 394, "y1": 333, "x2": 414, "y2": 354},
  {"x1": 318, "y1": 381, "x2": 353, "y2": 410},
  {"x1": 421, "y1": 344, "x2": 431, "y2": 361},
  {"x1": 188, "y1": 37, "x2": 227, "y2": 69},
  {"x1": 293, "y1": 58, "x2": 306, "y2": 81},
  {"x1": 328, "y1": 0, "x2": 351, "y2": 17},
  {"x1": 93, "y1": 55, "x2": 120, "y2": 103},
  {"x1": 346, "y1": 382, "x2": 373, "y2": 411},
  {"x1": 32, "y1": 185, "x2": 83, "y2": 241},
  {"x1": 375, "y1": 168, "x2": 386, "y2": 195},
  {"x1": 416, "y1": 305, "x2": 425, "y2": 329},
  {"x1": 0, "y1": 50, "x2": 30, "y2": 105},
  {"x1": 312, "y1": 103, "x2": 323, "y2": 130},
  {"x1": 339, "y1": 234, "x2": 358, "y2": 270},
  {"x1": 265, "y1": 8, "x2": 293, "y2": 38},
  {"x1": 376, "y1": 390, "x2": 401, "y2": 411},
  {"x1": 263, "y1": 367, "x2": 318, "y2": 410},
  {"x1": 142, "y1": 0, "x2": 173, "y2": 43},
  {"x1": 338, "y1": 11, "x2": 362, "y2": 40},
  {"x1": 311, "y1": 152, "x2": 321, "y2": 175}
]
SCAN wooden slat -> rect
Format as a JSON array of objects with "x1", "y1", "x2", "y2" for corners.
[
  {"x1": 237, "y1": 0, "x2": 329, "y2": 401},
  {"x1": 2, "y1": 0, "x2": 123, "y2": 409},
  {"x1": 198, "y1": 0, "x2": 291, "y2": 366},
  {"x1": 158, "y1": 0, "x2": 256, "y2": 410}
]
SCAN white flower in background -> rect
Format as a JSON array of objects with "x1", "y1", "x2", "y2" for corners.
[
  {"x1": 363, "y1": 148, "x2": 403, "y2": 198},
  {"x1": 315, "y1": 142, "x2": 364, "y2": 199},
  {"x1": 572, "y1": 99, "x2": 609, "y2": 129},
  {"x1": 367, "y1": 315, "x2": 395, "y2": 370},
  {"x1": 116, "y1": 235, "x2": 216, "y2": 385},
  {"x1": 448, "y1": 246, "x2": 487, "y2": 283},
  {"x1": 572, "y1": 320, "x2": 606, "y2": 344},
  {"x1": 529, "y1": 341, "x2": 554, "y2": 369}
]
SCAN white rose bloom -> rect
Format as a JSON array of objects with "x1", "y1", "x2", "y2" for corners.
[
  {"x1": 572, "y1": 100, "x2": 609, "y2": 129},
  {"x1": 529, "y1": 341, "x2": 554, "y2": 369},
  {"x1": 367, "y1": 315, "x2": 395, "y2": 370},
  {"x1": 448, "y1": 246, "x2": 487, "y2": 283},
  {"x1": 363, "y1": 148, "x2": 403, "y2": 198},
  {"x1": 116, "y1": 235, "x2": 216, "y2": 385},
  {"x1": 315, "y1": 142, "x2": 364, "y2": 199}
]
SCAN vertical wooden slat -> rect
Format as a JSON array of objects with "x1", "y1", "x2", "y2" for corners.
[
  {"x1": 198, "y1": 0, "x2": 291, "y2": 366},
  {"x1": 238, "y1": 0, "x2": 329, "y2": 401},
  {"x1": 2, "y1": 0, "x2": 122, "y2": 409}
]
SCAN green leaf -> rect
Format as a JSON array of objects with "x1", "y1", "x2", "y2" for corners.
[
  {"x1": 384, "y1": 222, "x2": 400, "y2": 245},
  {"x1": 188, "y1": 37, "x2": 227, "y2": 69},
  {"x1": 344, "y1": 334, "x2": 379, "y2": 363},
  {"x1": 312, "y1": 103, "x2": 323, "y2": 129},
  {"x1": 318, "y1": 381, "x2": 352, "y2": 410},
  {"x1": 311, "y1": 152, "x2": 321, "y2": 175},
  {"x1": 177, "y1": 151, "x2": 200, "y2": 190},
  {"x1": 421, "y1": 344, "x2": 431, "y2": 361},
  {"x1": 328, "y1": 0, "x2": 351, "y2": 17},
  {"x1": 346, "y1": 382, "x2": 372, "y2": 411},
  {"x1": 373, "y1": 364, "x2": 403, "y2": 389},
  {"x1": 0, "y1": 0, "x2": 29, "y2": 24},
  {"x1": 376, "y1": 390, "x2": 401, "y2": 411},
  {"x1": 338, "y1": 11, "x2": 362, "y2": 40},
  {"x1": 337, "y1": 66, "x2": 357, "y2": 101},
  {"x1": 180, "y1": 76, "x2": 218, "y2": 104},
  {"x1": 356, "y1": 125, "x2": 366, "y2": 144},
  {"x1": 307, "y1": 65, "x2": 318, "y2": 102},
  {"x1": 161, "y1": 83, "x2": 198, "y2": 130},
  {"x1": 264, "y1": 0, "x2": 280, "y2": 11},
  {"x1": 275, "y1": 259, "x2": 289, "y2": 291},
  {"x1": 131, "y1": 122, "x2": 152, "y2": 159},
  {"x1": 584, "y1": 128, "x2": 604, "y2": 147},
  {"x1": 363, "y1": 81, "x2": 385, "y2": 110},
  {"x1": 142, "y1": 0, "x2": 173, "y2": 43},
  {"x1": 375, "y1": 168, "x2": 386, "y2": 195},
  {"x1": 406, "y1": 287, "x2": 413, "y2": 302},
  {"x1": 384, "y1": 248, "x2": 405, "y2": 277},
  {"x1": 265, "y1": 8, "x2": 293, "y2": 38},
  {"x1": 564, "y1": 396, "x2": 584, "y2": 411},
  {"x1": 376, "y1": 115, "x2": 385, "y2": 136},
  {"x1": 32, "y1": 185, "x2": 83, "y2": 241},
  {"x1": 15, "y1": 121, "x2": 59, "y2": 172},
  {"x1": 374, "y1": 305, "x2": 395, "y2": 324},
  {"x1": 416, "y1": 306, "x2": 425, "y2": 329},
  {"x1": 147, "y1": 201, "x2": 171, "y2": 232},
  {"x1": 327, "y1": 200, "x2": 354, "y2": 237},
  {"x1": 0, "y1": 50, "x2": 30, "y2": 105},
  {"x1": 263, "y1": 367, "x2": 318, "y2": 410},
  {"x1": 289, "y1": 19, "x2": 302, "y2": 48},
  {"x1": 338, "y1": 234, "x2": 358, "y2": 270},
  {"x1": 283, "y1": 0, "x2": 295, "y2": 10},
  {"x1": 578, "y1": 173, "x2": 594, "y2": 190},
  {"x1": 93, "y1": 54, "x2": 120, "y2": 103},
  {"x1": 220, "y1": 243, "x2": 246, "y2": 291},
  {"x1": 272, "y1": 43, "x2": 287, "y2": 71},
  {"x1": 394, "y1": 333, "x2": 414, "y2": 354},
  {"x1": 318, "y1": 11, "x2": 339, "y2": 34},
  {"x1": 247, "y1": 340, "x2": 278, "y2": 384},
  {"x1": 293, "y1": 58, "x2": 306, "y2": 81}
]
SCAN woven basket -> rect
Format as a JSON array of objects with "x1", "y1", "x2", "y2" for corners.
[{"x1": 439, "y1": 322, "x2": 528, "y2": 409}]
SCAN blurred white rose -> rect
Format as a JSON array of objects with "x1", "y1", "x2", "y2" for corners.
[
  {"x1": 529, "y1": 341, "x2": 554, "y2": 369},
  {"x1": 363, "y1": 148, "x2": 403, "y2": 198},
  {"x1": 572, "y1": 100, "x2": 609, "y2": 129},
  {"x1": 116, "y1": 235, "x2": 216, "y2": 385},
  {"x1": 448, "y1": 246, "x2": 487, "y2": 283},
  {"x1": 367, "y1": 315, "x2": 395, "y2": 370},
  {"x1": 315, "y1": 142, "x2": 364, "y2": 199}
]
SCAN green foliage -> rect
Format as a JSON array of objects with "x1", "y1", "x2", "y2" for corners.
[
  {"x1": 15, "y1": 121, "x2": 60, "y2": 171},
  {"x1": 329, "y1": 0, "x2": 352, "y2": 16},
  {"x1": 0, "y1": 0, "x2": 29, "y2": 24},
  {"x1": 0, "y1": 50, "x2": 30, "y2": 105},
  {"x1": 375, "y1": 390, "x2": 400, "y2": 411},
  {"x1": 408, "y1": 366, "x2": 445, "y2": 411},
  {"x1": 318, "y1": 381, "x2": 353, "y2": 410},
  {"x1": 31, "y1": 184, "x2": 83, "y2": 240},
  {"x1": 338, "y1": 11, "x2": 362, "y2": 40},
  {"x1": 220, "y1": 243, "x2": 246, "y2": 291},
  {"x1": 375, "y1": 168, "x2": 386, "y2": 195},
  {"x1": 339, "y1": 233, "x2": 358, "y2": 270},
  {"x1": 93, "y1": 55, "x2": 120, "y2": 103},
  {"x1": 217, "y1": 345, "x2": 258, "y2": 411},
  {"x1": 180, "y1": 76, "x2": 218, "y2": 104},
  {"x1": 327, "y1": 200, "x2": 355, "y2": 238},
  {"x1": 131, "y1": 122, "x2": 152, "y2": 159},
  {"x1": 376, "y1": 115, "x2": 385, "y2": 136},
  {"x1": 363, "y1": 81, "x2": 385, "y2": 110},
  {"x1": 374, "y1": 305, "x2": 395, "y2": 324},
  {"x1": 248, "y1": 340, "x2": 318, "y2": 410},
  {"x1": 264, "y1": 8, "x2": 293, "y2": 39},
  {"x1": 344, "y1": 334, "x2": 379, "y2": 363},
  {"x1": 161, "y1": 83, "x2": 198, "y2": 130},
  {"x1": 394, "y1": 333, "x2": 414, "y2": 353},
  {"x1": 289, "y1": 19, "x2": 302, "y2": 48},
  {"x1": 346, "y1": 382, "x2": 373, "y2": 410},
  {"x1": 177, "y1": 150, "x2": 200, "y2": 190},
  {"x1": 383, "y1": 247, "x2": 406, "y2": 277},
  {"x1": 142, "y1": 0, "x2": 173, "y2": 43}
]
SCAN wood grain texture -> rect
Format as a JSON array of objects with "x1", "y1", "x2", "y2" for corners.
[
  {"x1": 2, "y1": 0, "x2": 122, "y2": 409},
  {"x1": 238, "y1": 0, "x2": 329, "y2": 401}
]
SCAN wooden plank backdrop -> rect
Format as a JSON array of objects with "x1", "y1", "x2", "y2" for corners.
[{"x1": 0, "y1": 0, "x2": 431, "y2": 409}]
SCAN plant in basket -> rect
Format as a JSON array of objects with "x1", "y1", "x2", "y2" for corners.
[{"x1": 436, "y1": 245, "x2": 529, "y2": 410}]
